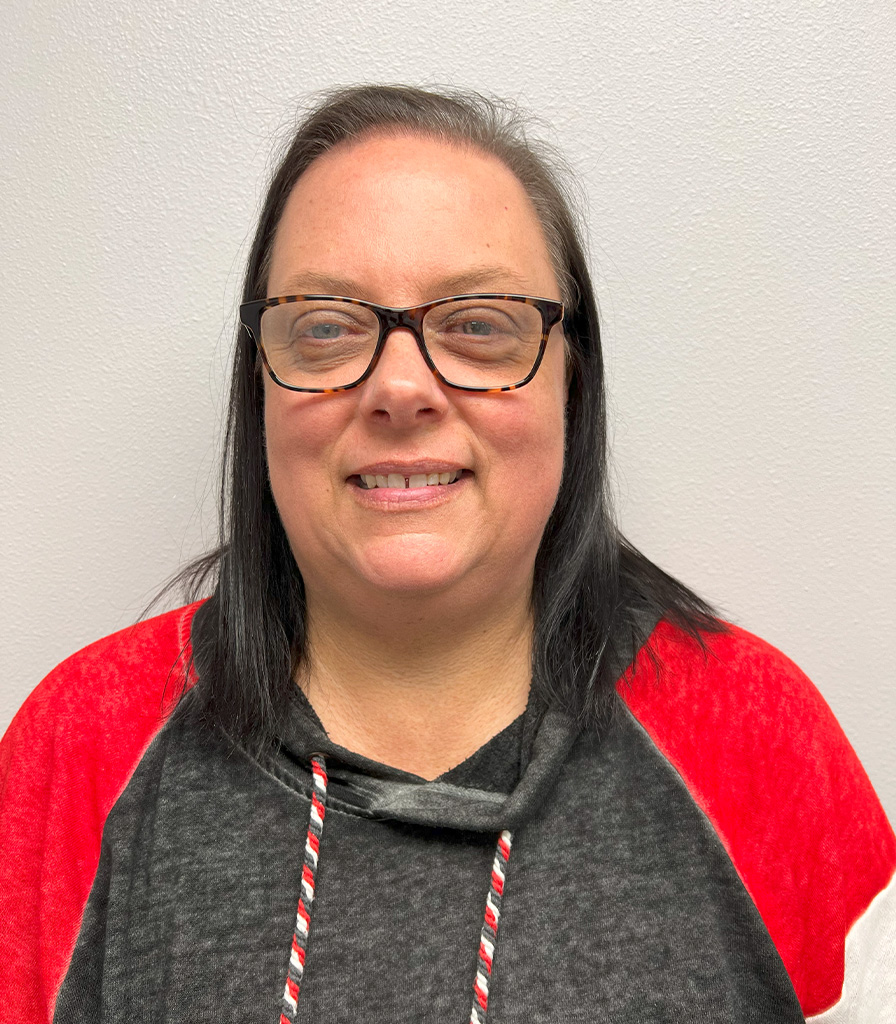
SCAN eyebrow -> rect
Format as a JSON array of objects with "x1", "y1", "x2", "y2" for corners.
[{"x1": 274, "y1": 265, "x2": 536, "y2": 301}]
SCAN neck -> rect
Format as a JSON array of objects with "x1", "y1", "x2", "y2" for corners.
[{"x1": 298, "y1": 587, "x2": 533, "y2": 780}]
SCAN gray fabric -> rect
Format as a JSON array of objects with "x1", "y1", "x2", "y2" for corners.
[
  {"x1": 273, "y1": 687, "x2": 578, "y2": 831},
  {"x1": 54, "y1": 686, "x2": 805, "y2": 1022}
]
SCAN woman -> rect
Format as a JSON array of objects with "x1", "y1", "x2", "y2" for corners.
[{"x1": 2, "y1": 85, "x2": 893, "y2": 1022}]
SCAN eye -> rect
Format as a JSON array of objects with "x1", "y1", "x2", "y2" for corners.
[
  {"x1": 435, "y1": 306, "x2": 517, "y2": 337},
  {"x1": 460, "y1": 319, "x2": 495, "y2": 336},
  {"x1": 308, "y1": 322, "x2": 345, "y2": 340}
]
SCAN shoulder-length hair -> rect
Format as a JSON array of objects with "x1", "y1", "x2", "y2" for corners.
[{"x1": 179, "y1": 85, "x2": 719, "y2": 747}]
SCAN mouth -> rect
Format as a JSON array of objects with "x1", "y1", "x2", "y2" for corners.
[{"x1": 352, "y1": 469, "x2": 466, "y2": 490}]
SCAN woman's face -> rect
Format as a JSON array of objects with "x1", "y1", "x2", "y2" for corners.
[{"x1": 264, "y1": 133, "x2": 568, "y2": 613}]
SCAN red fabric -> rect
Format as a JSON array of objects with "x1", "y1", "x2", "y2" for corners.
[
  {"x1": 0, "y1": 604, "x2": 200, "y2": 1024},
  {"x1": 3, "y1": 606, "x2": 893, "y2": 1019},
  {"x1": 618, "y1": 620, "x2": 896, "y2": 1017}
]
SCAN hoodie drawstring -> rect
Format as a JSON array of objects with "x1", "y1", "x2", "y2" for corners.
[
  {"x1": 279, "y1": 755, "x2": 514, "y2": 1024},
  {"x1": 469, "y1": 828, "x2": 513, "y2": 1023},
  {"x1": 280, "y1": 756, "x2": 329, "y2": 1024}
]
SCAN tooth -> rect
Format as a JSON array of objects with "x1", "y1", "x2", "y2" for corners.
[
  {"x1": 376, "y1": 475, "x2": 388, "y2": 488},
  {"x1": 362, "y1": 474, "x2": 376, "y2": 489},
  {"x1": 408, "y1": 474, "x2": 427, "y2": 489},
  {"x1": 427, "y1": 473, "x2": 439, "y2": 485},
  {"x1": 387, "y1": 473, "x2": 406, "y2": 488},
  {"x1": 451, "y1": 470, "x2": 461, "y2": 483},
  {"x1": 438, "y1": 472, "x2": 450, "y2": 485}
]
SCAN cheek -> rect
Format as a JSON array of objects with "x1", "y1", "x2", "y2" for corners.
[
  {"x1": 519, "y1": 363, "x2": 568, "y2": 528},
  {"x1": 527, "y1": 410, "x2": 566, "y2": 519},
  {"x1": 265, "y1": 393, "x2": 307, "y2": 495},
  {"x1": 265, "y1": 382, "x2": 344, "y2": 468},
  {"x1": 263, "y1": 388, "x2": 344, "y2": 534},
  {"x1": 485, "y1": 390, "x2": 566, "y2": 535}
]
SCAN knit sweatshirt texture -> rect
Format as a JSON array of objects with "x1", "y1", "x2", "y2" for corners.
[{"x1": 1, "y1": 603, "x2": 894, "y2": 1021}]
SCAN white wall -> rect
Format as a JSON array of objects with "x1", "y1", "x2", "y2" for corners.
[{"x1": 2, "y1": 0, "x2": 893, "y2": 819}]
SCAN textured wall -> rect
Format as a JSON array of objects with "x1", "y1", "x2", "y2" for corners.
[{"x1": 2, "y1": 1, "x2": 894, "y2": 818}]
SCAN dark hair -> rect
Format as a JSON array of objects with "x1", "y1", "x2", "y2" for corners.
[{"x1": 176, "y1": 84, "x2": 721, "y2": 746}]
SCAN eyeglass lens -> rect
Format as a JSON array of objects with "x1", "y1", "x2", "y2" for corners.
[{"x1": 258, "y1": 298, "x2": 545, "y2": 389}]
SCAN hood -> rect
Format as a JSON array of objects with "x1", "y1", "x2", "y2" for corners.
[{"x1": 274, "y1": 686, "x2": 580, "y2": 833}]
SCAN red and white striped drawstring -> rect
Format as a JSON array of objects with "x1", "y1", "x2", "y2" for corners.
[
  {"x1": 279, "y1": 755, "x2": 514, "y2": 1024},
  {"x1": 280, "y1": 756, "x2": 328, "y2": 1024},
  {"x1": 470, "y1": 829, "x2": 513, "y2": 1024}
]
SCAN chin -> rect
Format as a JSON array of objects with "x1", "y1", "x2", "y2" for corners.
[{"x1": 350, "y1": 534, "x2": 473, "y2": 595}]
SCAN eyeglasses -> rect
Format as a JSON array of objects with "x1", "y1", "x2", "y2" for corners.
[{"x1": 239, "y1": 293, "x2": 565, "y2": 393}]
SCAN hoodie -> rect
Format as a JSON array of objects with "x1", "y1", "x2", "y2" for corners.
[{"x1": 1, "y1": 603, "x2": 893, "y2": 1021}]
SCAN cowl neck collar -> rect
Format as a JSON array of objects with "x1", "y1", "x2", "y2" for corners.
[{"x1": 274, "y1": 685, "x2": 580, "y2": 833}]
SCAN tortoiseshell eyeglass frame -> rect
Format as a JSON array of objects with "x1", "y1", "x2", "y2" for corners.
[{"x1": 238, "y1": 293, "x2": 566, "y2": 394}]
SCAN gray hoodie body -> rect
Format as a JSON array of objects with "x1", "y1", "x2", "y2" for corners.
[{"x1": 55, "y1": 674, "x2": 805, "y2": 1022}]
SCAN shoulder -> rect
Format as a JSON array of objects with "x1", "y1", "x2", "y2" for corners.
[
  {"x1": 618, "y1": 620, "x2": 882, "y2": 837},
  {"x1": 1, "y1": 596, "x2": 205, "y2": 839},
  {"x1": 11, "y1": 600, "x2": 201, "y2": 724},
  {"x1": 0, "y1": 599, "x2": 204, "y2": 840},
  {"x1": 618, "y1": 618, "x2": 896, "y2": 1018},
  {"x1": 0, "y1": 601, "x2": 203, "y2": 1024},
  {"x1": 2, "y1": 599, "x2": 202, "y2": 773},
  {"x1": 625, "y1": 616, "x2": 824, "y2": 703}
]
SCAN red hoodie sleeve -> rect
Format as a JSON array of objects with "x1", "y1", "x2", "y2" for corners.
[
  {"x1": 619, "y1": 620, "x2": 896, "y2": 1019},
  {"x1": 0, "y1": 603, "x2": 200, "y2": 1024}
]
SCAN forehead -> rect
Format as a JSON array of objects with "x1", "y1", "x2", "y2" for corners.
[{"x1": 267, "y1": 132, "x2": 560, "y2": 302}]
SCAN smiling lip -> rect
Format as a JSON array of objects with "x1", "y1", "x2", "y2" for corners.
[
  {"x1": 355, "y1": 470, "x2": 462, "y2": 490},
  {"x1": 348, "y1": 462, "x2": 470, "y2": 504},
  {"x1": 350, "y1": 461, "x2": 468, "y2": 478},
  {"x1": 349, "y1": 461, "x2": 468, "y2": 488}
]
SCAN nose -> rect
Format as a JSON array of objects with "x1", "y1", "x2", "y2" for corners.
[{"x1": 356, "y1": 326, "x2": 450, "y2": 427}]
